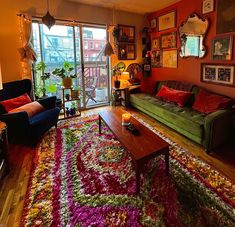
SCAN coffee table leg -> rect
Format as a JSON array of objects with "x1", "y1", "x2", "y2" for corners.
[
  {"x1": 99, "y1": 115, "x2": 101, "y2": 134},
  {"x1": 165, "y1": 150, "x2": 169, "y2": 175}
]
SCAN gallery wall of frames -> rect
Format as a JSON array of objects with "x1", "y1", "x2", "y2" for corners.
[{"x1": 145, "y1": 0, "x2": 235, "y2": 99}]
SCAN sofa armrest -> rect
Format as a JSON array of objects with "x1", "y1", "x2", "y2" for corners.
[
  {"x1": 37, "y1": 96, "x2": 57, "y2": 109},
  {"x1": 129, "y1": 86, "x2": 141, "y2": 94},
  {"x1": 203, "y1": 109, "x2": 232, "y2": 151}
]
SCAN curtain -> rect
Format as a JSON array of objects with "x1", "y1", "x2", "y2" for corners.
[{"x1": 18, "y1": 14, "x2": 37, "y2": 79}]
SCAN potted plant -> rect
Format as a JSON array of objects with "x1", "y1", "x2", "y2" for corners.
[
  {"x1": 52, "y1": 61, "x2": 77, "y2": 88},
  {"x1": 112, "y1": 65, "x2": 121, "y2": 88},
  {"x1": 35, "y1": 61, "x2": 50, "y2": 97}
]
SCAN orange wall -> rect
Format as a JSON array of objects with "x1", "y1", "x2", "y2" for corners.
[
  {"x1": 0, "y1": 0, "x2": 144, "y2": 83},
  {"x1": 146, "y1": 0, "x2": 235, "y2": 99}
]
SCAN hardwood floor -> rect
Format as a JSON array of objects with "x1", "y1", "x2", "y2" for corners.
[{"x1": 0, "y1": 105, "x2": 234, "y2": 226}]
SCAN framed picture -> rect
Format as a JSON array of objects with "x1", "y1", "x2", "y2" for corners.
[
  {"x1": 143, "y1": 64, "x2": 151, "y2": 71},
  {"x1": 118, "y1": 43, "x2": 136, "y2": 60},
  {"x1": 161, "y1": 32, "x2": 177, "y2": 49},
  {"x1": 217, "y1": 0, "x2": 235, "y2": 34},
  {"x1": 162, "y1": 49, "x2": 177, "y2": 68},
  {"x1": 202, "y1": 0, "x2": 214, "y2": 14},
  {"x1": 158, "y1": 11, "x2": 176, "y2": 31},
  {"x1": 118, "y1": 25, "x2": 135, "y2": 42},
  {"x1": 152, "y1": 38, "x2": 160, "y2": 50},
  {"x1": 151, "y1": 18, "x2": 157, "y2": 29},
  {"x1": 211, "y1": 36, "x2": 233, "y2": 60},
  {"x1": 151, "y1": 50, "x2": 162, "y2": 68},
  {"x1": 201, "y1": 63, "x2": 235, "y2": 87}
]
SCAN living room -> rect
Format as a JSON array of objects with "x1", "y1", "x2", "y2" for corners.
[{"x1": 0, "y1": 0, "x2": 235, "y2": 226}]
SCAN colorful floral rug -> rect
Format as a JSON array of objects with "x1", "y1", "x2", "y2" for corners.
[{"x1": 21, "y1": 114, "x2": 235, "y2": 226}]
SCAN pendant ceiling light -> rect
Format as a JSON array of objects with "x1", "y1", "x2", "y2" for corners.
[
  {"x1": 102, "y1": 6, "x2": 117, "y2": 57},
  {"x1": 103, "y1": 40, "x2": 114, "y2": 56},
  {"x1": 103, "y1": 24, "x2": 114, "y2": 56},
  {"x1": 96, "y1": 7, "x2": 115, "y2": 59},
  {"x1": 42, "y1": 0, "x2": 55, "y2": 29}
]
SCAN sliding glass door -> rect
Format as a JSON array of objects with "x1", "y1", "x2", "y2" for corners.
[
  {"x1": 32, "y1": 22, "x2": 109, "y2": 109},
  {"x1": 81, "y1": 26, "x2": 108, "y2": 107}
]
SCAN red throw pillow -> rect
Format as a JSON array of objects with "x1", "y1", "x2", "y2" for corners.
[
  {"x1": 156, "y1": 85, "x2": 192, "y2": 107},
  {"x1": 192, "y1": 90, "x2": 232, "y2": 114},
  {"x1": 0, "y1": 93, "x2": 32, "y2": 112},
  {"x1": 9, "y1": 101, "x2": 45, "y2": 118}
]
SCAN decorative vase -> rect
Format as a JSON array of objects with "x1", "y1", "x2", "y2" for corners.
[
  {"x1": 62, "y1": 78, "x2": 72, "y2": 88},
  {"x1": 114, "y1": 80, "x2": 120, "y2": 89},
  {"x1": 69, "y1": 108, "x2": 74, "y2": 116},
  {"x1": 65, "y1": 108, "x2": 70, "y2": 117}
]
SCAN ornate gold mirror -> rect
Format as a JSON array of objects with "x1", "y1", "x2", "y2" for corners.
[{"x1": 179, "y1": 13, "x2": 209, "y2": 58}]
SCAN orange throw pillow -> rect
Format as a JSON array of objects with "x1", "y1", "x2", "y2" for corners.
[
  {"x1": 0, "y1": 93, "x2": 32, "y2": 112},
  {"x1": 9, "y1": 101, "x2": 45, "y2": 118}
]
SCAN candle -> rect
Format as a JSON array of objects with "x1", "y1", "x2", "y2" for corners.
[{"x1": 122, "y1": 113, "x2": 131, "y2": 125}]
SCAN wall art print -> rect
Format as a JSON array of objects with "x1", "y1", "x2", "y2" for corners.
[
  {"x1": 118, "y1": 43, "x2": 136, "y2": 60},
  {"x1": 202, "y1": 0, "x2": 214, "y2": 14},
  {"x1": 151, "y1": 50, "x2": 162, "y2": 68},
  {"x1": 118, "y1": 25, "x2": 135, "y2": 42},
  {"x1": 161, "y1": 32, "x2": 177, "y2": 49},
  {"x1": 216, "y1": 0, "x2": 235, "y2": 34},
  {"x1": 158, "y1": 11, "x2": 176, "y2": 31},
  {"x1": 201, "y1": 63, "x2": 235, "y2": 87},
  {"x1": 151, "y1": 18, "x2": 157, "y2": 29},
  {"x1": 162, "y1": 49, "x2": 177, "y2": 68},
  {"x1": 152, "y1": 38, "x2": 160, "y2": 50},
  {"x1": 211, "y1": 36, "x2": 233, "y2": 60}
]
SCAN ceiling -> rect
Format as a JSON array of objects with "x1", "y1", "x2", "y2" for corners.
[{"x1": 66, "y1": 0, "x2": 181, "y2": 15}]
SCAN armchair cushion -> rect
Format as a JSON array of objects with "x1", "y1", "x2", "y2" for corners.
[
  {"x1": 0, "y1": 93, "x2": 32, "y2": 112},
  {"x1": 9, "y1": 101, "x2": 45, "y2": 118}
]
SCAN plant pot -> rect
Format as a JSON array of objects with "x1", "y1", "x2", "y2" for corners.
[
  {"x1": 62, "y1": 78, "x2": 72, "y2": 88},
  {"x1": 71, "y1": 89, "x2": 79, "y2": 99},
  {"x1": 114, "y1": 80, "x2": 120, "y2": 89},
  {"x1": 65, "y1": 94, "x2": 70, "y2": 101}
]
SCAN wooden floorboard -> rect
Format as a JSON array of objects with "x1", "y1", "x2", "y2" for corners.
[{"x1": 0, "y1": 105, "x2": 234, "y2": 226}]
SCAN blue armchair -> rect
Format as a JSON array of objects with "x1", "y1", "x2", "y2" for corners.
[{"x1": 0, "y1": 79, "x2": 60, "y2": 146}]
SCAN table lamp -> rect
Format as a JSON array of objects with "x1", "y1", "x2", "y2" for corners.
[{"x1": 120, "y1": 72, "x2": 130, "y2": 88}]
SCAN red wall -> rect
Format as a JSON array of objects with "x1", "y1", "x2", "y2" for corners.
[{"x1": 144, "y1": 0, "x2": 235, "y2": 99}]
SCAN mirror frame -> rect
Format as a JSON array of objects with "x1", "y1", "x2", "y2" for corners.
[{"x1": 178, "y1": 13, "x2": 209, "y2": 58}]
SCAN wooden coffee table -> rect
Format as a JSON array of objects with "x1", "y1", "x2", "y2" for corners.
[{"x1": 98, "y1": 108, "x2": 170, "y2": 194}]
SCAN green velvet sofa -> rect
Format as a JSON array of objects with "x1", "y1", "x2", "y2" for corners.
[{"x1": 129, "y1": 80, "x2": 233, "y2": 152}]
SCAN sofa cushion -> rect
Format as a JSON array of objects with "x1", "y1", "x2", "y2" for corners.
[
  {"x1": 9, "y1": 101, "x2": 45, "y2": 118},
  {"x1": 154, "y1": 80, "x2": 194, "y2": 95},
  {"x1": 156, "y1": 85, "x2": 192, "y2": 107},
  {"x1": 192, "y1": 90, "x2": 232, "y2": 114},
  {"x1": 0, "y1": 93, "x2": 32, "y2": 112}
]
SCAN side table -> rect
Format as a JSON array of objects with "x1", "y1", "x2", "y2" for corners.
[
  {"x1": 111, "y1": 85, "x2": 141, "y2": 107},
  {"x1": 111, "y1": 87, "x2": 129, "y2": 107},
  {"x1": 0, "y1": 122, "x2": 9, "y2": 180}
]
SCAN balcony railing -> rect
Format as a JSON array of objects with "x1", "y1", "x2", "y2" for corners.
[{"x1": 36, "y1": 62, "x2": 109, "y2": 106}]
